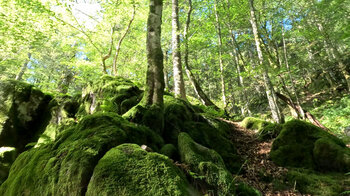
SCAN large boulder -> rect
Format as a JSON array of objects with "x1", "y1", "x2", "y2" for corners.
[
  {"x1": 270, "y1": 120, "x2": 350, "y2": 172},
  {"x1": 178, "y1": 132, "x2": 235, "y2": 195},
  {"x1": 0, "y1": 112, "x2": 164, "y2": 195},
  {"x1": 78, "y1": 75, "x2": 142, "y2": 116},
  {"x1": 86, "y1": 144, "x2": 195, "y2": 196},
  {"x1": 0, "y1": 80, "x2": 53, "y2": 152}
]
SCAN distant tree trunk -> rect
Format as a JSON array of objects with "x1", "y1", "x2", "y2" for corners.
[
  {"x1": 214, "y1": 1, "x2": 227, "y2": 107},
  {"x1": 143, "y1": 0, "x2": 164, "y2": 106},
  {"x1": 15, "y1": 53, "x2": 31, "y2": 81},
  {"x1": 229, "y1": 31, "x2": 251, "y2": 116},
  {"x1": 249, "y1": 0, "x2": 284, "y2": 123},
  {"x1": 183, "y1": 0, "x2": 218, "y2": 109},
  {"x1": 112, "y1": 5, "x2": 136, "y2": 76},
  {"x1": 163, "y1": 49, "x2": 169, "y2": 90},
  {"x1": 275, "y1": 92, "x2": 329, "y2": 131},
  {"x1": 172, "y1": 0, "x2": 186, "y2": 99},
  {"x1": 281, "y1": 24, "x2": 304, "y2": 119}
]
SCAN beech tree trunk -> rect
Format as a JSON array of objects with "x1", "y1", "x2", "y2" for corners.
[
  {"x1": 143, "y1": 0, "x2": 164, "y2": 105},
  {"x1": 249, "y1": 0, "x2": 284, "y2": 123},
  {"x1": 15, "y1": 53, "x2": 31, "y2": 81},
  {"x1": 281, "y1": 24, "x2": 304, "y2": 119},
  {"x1": 183, "y1": 0, "x2": 218, "y2": 109},
  {"x1": 214, "y1": 1, "x2": 227, "y2": 107},
  {"x1": 172, "y1": 0, "x2": 186, "y2": 99}
]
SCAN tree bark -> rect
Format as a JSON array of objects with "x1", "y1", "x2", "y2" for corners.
[
  {"x1": 112, "y1": 4, "x2": 136, "y2": 76},
  {"x1": 15, "y1": 53, "x2": 31, "y2": 81},
  {"x1": 214, "y1": 1, "x2": 227, "y2": 107},
  {"x1": 249, "y1": 0, "x2": 284, "y2": 123},
  {"x1": 143, "y1": 0, "x2": 164, "y2": 106},
  {"x1": 275, "y1": 92, "x2": 329, "y2": 131},
  {"x1": 172, "y1": 0, "x2": 186, "y2": 99},
  {"x1": 281, "y1": 23, "x2": 304, "y2": 119},
  {"x1": 183, "y1": 0, "x2": 218, "y2": 109}
]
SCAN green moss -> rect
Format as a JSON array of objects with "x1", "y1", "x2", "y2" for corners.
[
  {"x1": 285, "y1": 168, "x2": 350, "y2": 195},
  {"x1": 0, "y1": 147, "x2": 16, "y2": 185},
  {"x1": 160, "y1": 144, "x2": 178, "y2": 160},
  {"x1": 235, "y1": 182, "x2": 262, "y2": 196},
  {"x1": 123, "y1": 104, "x2": 164, "y2": 135},
  {"x1": 184, "y1": 118, "x2": 241, "y2": 173},
  {"x1": 0, "y1": 80, "x2": 53, "y2": 152},
  {"x1": 258, "y1": 123, "x2": 283, "y2": 141},
  {"x1": 178, "y1": 132, "x2": 235, "y2": 195},
  {"x1": 270, "y1": 120, "x2": 349, "y2": 171},
  {"x1": 78, "y1": 76, "x2": 142, "y2": 116},
  {"x1": 313, "y1": 138, "x2": 350, "y2": 172},
  {"x1": 0, "y1": 112, "x2": 164, "y2": 195},
  {"x1": 241, "y1": 117, "x2": 271, "y2": 131},
  {"x1": 86, "y1": 144, "x2": 194, "y2": 196}
]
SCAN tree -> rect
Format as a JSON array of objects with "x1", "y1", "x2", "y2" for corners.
[
  {"x1": 143, "y1": 0, "x2": 164, "y2": 106},
  {"x1": 248, "y1": 0, "x2": 284, "y2": 123},
  {"x1": 172, "y1": 0, "x2": 186, "y2": 99}
]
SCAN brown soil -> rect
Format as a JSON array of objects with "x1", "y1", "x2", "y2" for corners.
[{"x1": 220, "y1": 119, "x2": 308, "y2": 196}]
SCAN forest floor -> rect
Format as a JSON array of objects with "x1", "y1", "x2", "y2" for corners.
[{"x1": 221, "y1": 119, "x2": 305, "y2": 196}]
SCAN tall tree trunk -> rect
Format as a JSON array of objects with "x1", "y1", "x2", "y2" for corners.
[
  {"x1": 143, "y1": 0, "x2": 164, "y2": 106},
  {"x1": 214, "y1": 1, "x2": 227, "y2": 107},
  {"x1": 112, "y1": 5, "x2": 136, "y2": 76},
  {"x1": 15, "y1": 53, "x2": 31, "y2": 81},
  {"x1": 183, "y1": 0, "x2": 218, "y2": 108},
  {"x1": 172, "y1": 0, "x2": 186, "y2": 99},
  {"x1": 164, "y1": 49, "x2": 169, "y2": 90},
  {"x1": 281, "y1": 24, "x2": 304, "y2": 119},
  {"x1": 249, "y1": 0, "x2": 284, "y2": 123},
  {"x1": 229, "y1": 38, "x2": 251, "y2": 116}
]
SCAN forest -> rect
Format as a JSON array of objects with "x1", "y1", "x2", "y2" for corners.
[{"x1": 0, "y1": 0, "x2": 349, "y2": 195}]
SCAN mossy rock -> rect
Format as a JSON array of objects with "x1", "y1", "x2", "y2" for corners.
[
  {"x1": 78, "y1": 75, "x2": 142, "y2": 116},
  {"x1": 160, "y1": 144, "x2": 178, "y2": 160},
  {"x1": 0, "y1": 80, "x2": 53, "y2": 152},
  {"x1": 86, "y1": 144, "x2": 195, "y2": 196},
  {"x1": 284, "y1": 168, "x2": 350, "y2": 195},
  {"x1": 241, "y1": 117, "x2": 271, "y2": 131},
  {"x1": 270, "y1": 120, "x2": 350, "y2": 172},
  {"x1": 0, "y1": 147, "x2": 16, "y2": 185},
  {"x1": 123, "y1": 104, "x2": 164, "y2": 134},
  {"x1": 0, "y1": 112, "x2": 164, "y2": 195},
  {"x1": 178, "y1": 132, "x2": 235, "y2": 195},
  {"x1": 235, "y1": 182, "x2": 262, "y2": 196},
  {"x1": 258, "y1": 123, "x2": 283, "y2": 141},
  {"x1": 184, "y1": 119, "x2": 241, "y2": 172}
]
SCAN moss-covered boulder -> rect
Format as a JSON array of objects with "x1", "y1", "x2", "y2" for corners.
[
  {"x1": 0, "y1": 112, "x2": 164, "y2": 195},
  {"x1": 241, "y1": 117, "x2": 271, "y2": 131},
  {"x1": 0, "y1": 147, "x2": 16, "y2": 184},
  {"x1": 258, "y1": 123, "x2": 283, "y2": 141},
  {"x1": 86, "y1": 144, "x2": 195, "y2": 196},
  {"x1": 160, "y1": 144, "x2": 178, "y2": 160},
  {"x1": 0, "y1": 80, "x2": 53, "y2": 152},
  {"x1": 78, "y1": 75, "x2": 142, "y2": 116},
  {"x1": 270, "y1": 120, "x2": 350, "y2": 172},
  {"x1": 161, "y1": 95, "x2": 241, "y2": 172},
  {"x1": 178, "y1": 132, "x2": 235, "y2": 195}
]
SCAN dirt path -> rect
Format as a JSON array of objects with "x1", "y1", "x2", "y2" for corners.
[{"x1": 221, "y1": 119, "x2": 305, "y2": 196}]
